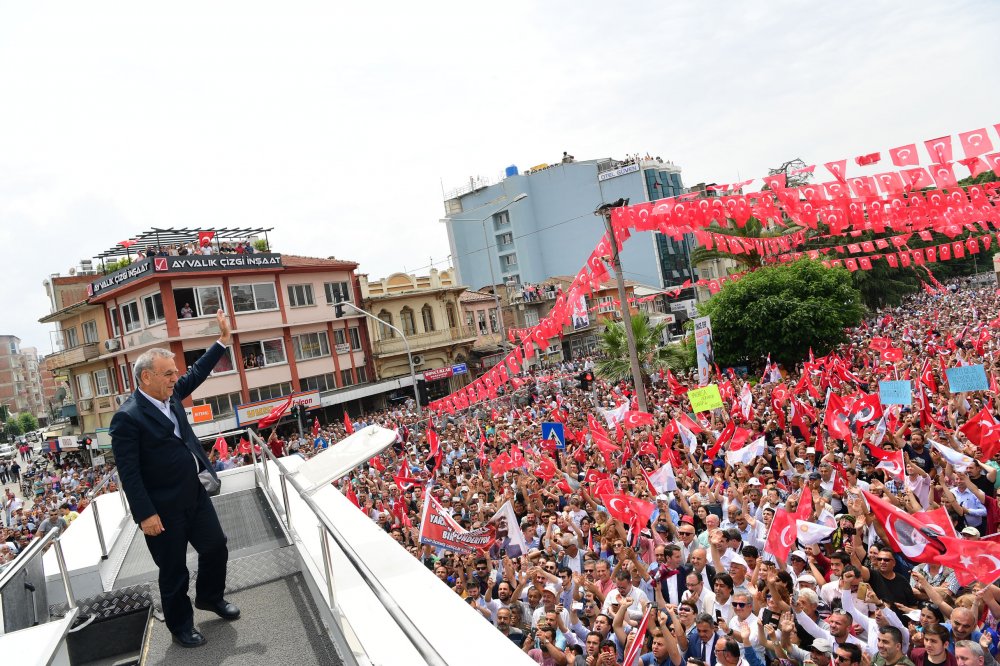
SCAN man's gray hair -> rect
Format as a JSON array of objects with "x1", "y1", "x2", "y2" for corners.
[
  {"x1": 955, "y1": 640, "x2": 984, "y2": 658},
  {"x1": 134, "y1": 348, "x2": 175, "y2": 386}
]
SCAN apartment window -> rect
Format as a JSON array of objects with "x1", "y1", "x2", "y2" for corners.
[
  {"x1": 501, "y1": 253, "x2": 518, "y2": 268},
  {"x1": 377, "y1": 310, "x2": 394, "y2": 339},
  {"x1": 446, "y1": 303, "x2": 457, "y2": 329},
  {"x1": 524, "y1": 309, "x2": 539, "y2": 327},
  {"x1": 506, "y1": 274, "x2": 521, "y2": 285},
  {"x1": 348, "y1": 327, "x2": 362, "y2": 351},
  {"x1": 400, "y1": 307, "x2": 416, "y2": 336},
  {"x1": 300, "y1": 373, "x2": 335, "y2": 392},
  {"x1": 356, "y1": 366, "x2": 368, "y2": 383},
  {"x1": 183, "y1": 347, "x2": 236, "y2": 374},
  {"x1": 143, "y1": 293, "x2": 166, "y2": 325},
  {"x1": 598, "y1": 296, "x2": 615, "y2": 313},
  {"x1": 324, "y1": 281, "x2": 352, "y2": 304},
  {"x1": 493, "y1": 210, "x2": 510, "y2": 229},
  {"x1": 498, "y1": 232, "x2": 513, "y2": 246},
  {"x1": 332, "y1": 329, "x2": 347, "y2": 351},
  {"x1": 193, "y1": 391, "x2": 243, "y2": 418},
  {"x1": 293, "y1": 331, "x2": 330, "y2": 360},
  {"x1": 230, "y1": 283, "x2": 278, "y2": 313},
  {"x1": 340, "y1": 369, "x2": 355, "y2": 387},
  {"x1": 121, "y1": 301, "x2": 141, "y2": 332},
  {"x1": 174, "y1": 286, "x2": 224, "y2": 319},
  {"x1": 421, "y1": 304, "x2": 435, "y2": 332},
  {"x1": 64, "y1": 327, "x2": 79, "y2": 349},
  {"x1": 76, "y1": 373, "x2": 94, "y2": 400},
  {"x1": 490, "y1": 310, "x2": 499, "y2": 333},
  {"x1": 94, "y1": 369, "x2": 112, "y2": 396},
  {"x1": 287, "y1": 284, "x2": 315, "y2": 308},
  {"x1": 120, "y1": 364, "x2": 131, "y2": 392},
  {"x1": 109, "y1": 307, "x2": 121, "y2": 336},
  {"x1": 465, "y1": 311, "x2": 474, "y2": 328},
  {"x1": 240, "y1": 339, "x2": 286, "y2": 369},
  {"x1": 248, "y1": 382, "x2": 292, "y2": 402},
  {"x1": 82, "y1": 320, "x2": 99, "y2": 344},
  {"x1": 477, "y1": 311, "x2": 487, "y2": 335}
]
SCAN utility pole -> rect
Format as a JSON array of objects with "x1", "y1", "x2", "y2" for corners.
[{"x1": 596, "y1": 198, "x2": 648, "y2": 412}]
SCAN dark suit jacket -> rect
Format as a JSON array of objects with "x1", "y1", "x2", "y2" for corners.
[
  {"x1": 685, "y1": 627, "x2": 719, "y2": 666},
  {"x1": 659, "y1": 564, "x2": 691, "y2": 604},
  {"x1": 110, "y1": 343, "x2": 226, "y2": 524}
]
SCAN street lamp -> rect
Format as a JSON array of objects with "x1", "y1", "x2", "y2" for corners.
[{"x1": 332, "y1": 301, "x2": 422, "y2": 417}]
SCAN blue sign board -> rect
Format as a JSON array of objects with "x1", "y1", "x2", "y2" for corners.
[
  {"x1": 879, "y1": 380, "x2": 912, "y2": 406},
  {"x1": 452, "y1": 363, "x2": 468, "y2": 375},
  {"x1": 946, "y1": 365, "x2": 989, "y2": 393},
  {"x1": 541, "y1": 422, "x2": 565, "y2": 450}
]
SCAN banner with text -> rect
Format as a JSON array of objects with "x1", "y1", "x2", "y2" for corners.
[{"x1": 419, "y1": 492, "x2": 496, "y2": 554}]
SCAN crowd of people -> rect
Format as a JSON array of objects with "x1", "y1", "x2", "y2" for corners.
[
  {"x1": 133, "y1": 238, "x2": 266, "y2": 260},
  {"x1": 1, "y1": 451, "x2": 117, "y2": 570},
  {"x1": 8, "y1": 275, "x2": 1000, "y2": 665},
  {"x1": 271, "y1": 277, "x2": 1000, "y2": 666}
]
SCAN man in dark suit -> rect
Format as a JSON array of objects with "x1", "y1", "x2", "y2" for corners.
[{"x1": 111, "y1": 310, "x2": 239, "y2": 648}]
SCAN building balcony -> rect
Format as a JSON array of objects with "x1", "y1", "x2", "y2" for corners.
[
  {"x1": 45, "y1": 343, "x2": 101, "y2": 371},
  {"x1": 373, "y1": 326, "x2": 478, "y2": 357}
]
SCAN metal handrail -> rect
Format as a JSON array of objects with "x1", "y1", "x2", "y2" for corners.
[
  {"x1": 248, "y1": 430, "x2": 447, "y2": 666},
  {"x1": 0, "y1": 526, "x2": 77, "y2": 635},
  {"x1": 86, "y1": 467, "x2": 123, "y2": 560}
]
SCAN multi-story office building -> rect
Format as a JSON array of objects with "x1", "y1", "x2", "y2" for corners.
[{"x1": 442, "y1": 154, "x2": 695, "y2": 296}]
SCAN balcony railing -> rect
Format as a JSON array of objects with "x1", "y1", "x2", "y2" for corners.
[
  {"x1": 372, "y1": 326, "x2": 478, "y2": 356},
  {"x1": 45, "y1": 343, "x2": 101, "y2": 370}
]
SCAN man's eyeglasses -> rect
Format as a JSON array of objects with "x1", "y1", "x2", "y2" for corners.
[
  {"x1": 874, "y1": 557, "x2": 894, "y2": 562},
  {"x1": 679, "y1": 531, "x2": 696, "y2": 537},
  {"x1": 834, "y1": 655, "x2": 853, "y2": 663},
  {"x1": 732, "y1": 602, "x2": 748, "y2": 608}
]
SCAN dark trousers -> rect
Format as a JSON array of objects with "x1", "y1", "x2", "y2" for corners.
[{"x1": 144, "y1": 489, "x2": 228, "y2": 634}]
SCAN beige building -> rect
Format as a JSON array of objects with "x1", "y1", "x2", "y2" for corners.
[
  {"x1": 0, "y1": 335, "x2": 46, "y2": 423},
  {"x1": 40, "y1": 273, "x2": 118, "y2": 437},
  {"x1": 359, "y1": 268, "x2": 477, "y2": 401}
]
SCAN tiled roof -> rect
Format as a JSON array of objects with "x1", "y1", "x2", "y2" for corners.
[{"x1": 281, "y1": 255, "x2": 359, "y2": 270}]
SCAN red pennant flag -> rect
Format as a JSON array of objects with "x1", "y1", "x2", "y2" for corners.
[
  {"x1": 344, "y1": 411, "x2": 354, "y2": 435},
  {"x1": 237, "y1": 437, "x2": 251, "y2": 455},
  {"x1": 622, "y1": 410, "x2": 655, "y2": 429},
  {"x1": 935, "y1": 536, "x2": 1000, "y2": 586},
  {"x1": 312, "y1": 417, "x2": 320, "y2": 439},
  {"x1": 765, "y1": 508, "x2": 797, "y2": 563},
  {"x1": 622, "y1": 607, "x2": 654, "y2": 666},
  {"x1": 213, "y1": 436, "x2": 229, "y2": 460},
  {"x1": 198, "y1": 230, "x2": 216, "y2": 247},
  {"x1": 345, "y1": 483, "x2": 360, "y2": 508},
  {"x1": 889, "y1": 144, "x2": 920, "y2": 167},
  {"x1": 924, "y1": 136, "x2": 954, "y2": 164},
  {"x1": 960, "y1": 408, "x2": 1000, "y2": 459},
  {"x1": 599, "y1": 491, "x2": 655, "y2": 531},
  {"x1": 257, "y1": 395, "x2": 293, "y2": 430},
  {"x1": 959, "y1": 128, "x2": 994, "y2": 159}
]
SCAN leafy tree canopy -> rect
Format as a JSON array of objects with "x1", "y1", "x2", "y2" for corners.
[{"x1": 698, "y1": 259, "x2": 864, "y2": 369}]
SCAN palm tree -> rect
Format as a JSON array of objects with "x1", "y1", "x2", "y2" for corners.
[{"x1": 596, "y1": 313, "x2": 689, "y2": 388}]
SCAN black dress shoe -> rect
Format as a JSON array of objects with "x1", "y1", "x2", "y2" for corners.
[
  {"x1": 194, "y1": 599, "x2": 241, "y2": 620},
  {"x1": 172, "y1": 627, "x2": 207, "y2": 648}
]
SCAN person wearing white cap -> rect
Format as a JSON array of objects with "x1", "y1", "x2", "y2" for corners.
[{"x1": 531, "y1": 583, "x2": 570, "y2": 630}]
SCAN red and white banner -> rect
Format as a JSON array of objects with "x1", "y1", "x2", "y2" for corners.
[{"x1": 418, "y1": 491, "x2": 496, "y2": 554}]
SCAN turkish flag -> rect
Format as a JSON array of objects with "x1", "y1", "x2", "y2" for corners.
[
  {"x1": 659, "y1": 420, "x2": 679, "y2": 448},
  {"x1": 345, "y1": 483, "x2": 359, "y2": 508},
  {"x1": 198, "y1": 230, "x2": 215, "y2": 247},
  {"x1": 765, "y1": 508, "x2": 798, "y2": 563},
  {"x1": 213, "y1": 436, "x2": 229, "y2": 460},
  {"x1": 902, "y1": 167, "x2": 933, "y2": 190},
  {"x1": 855, "y1": 152, "x2": 881, "y2": 166},
  {"x1": 622, "y1": 410, "x2": 655, "y2": 429},
  {"x1": 889, "y1": 144, "x2": 920, "y2": 166},
  {"x1": 849, "y1": 392, "x2": 883, "y2": 433},
  {"x1": 344, "y1": 411, "x2": 354, "y2": 435},
  {"x1": 257, "y1": 395, "x2": 293, "y2": 430},
  {"x1": 824, "y1": 393, "x2": 853, "y2": 443},
  {"x1": 237, "y1": 437, "x2": 251, "y2": 455},
  {"x1": 312, "y1": 417, "x2": 320, "y2": 438},
  {"x1": 119, "y1": 239, "x2": 137, "y2": 248},
  {"x1": 870, "y1": 337, "x2": 892, "y2": 351},
  {"x1": 914, "y1": 507, "x2": 959, "y2": 540},
  {"x1": 960, "y1": 408, "x2": 1000, "y2": 459},
  {"x1": 867, "y1": 443, "x2": 905, "y2": 480},
  {"x1": 934, "y1": 535, "x2": 1000, "y2": 586},
  {"x1": 959, "y1": 128, "x2": 994, "y2": 159},
  {"x1": 599, "y1": 491, "x2": 655, "y2": 531},
  {"x1": 881, "y1": 347, "x2": 904, "y2": 363},
  {"x1": 489, "y1": 452, "x2": 515, "y2": 476},
  {"x1": 930, "y1": 163, "x2": 958, "y2": 189},
  {"x1": 924, "y1": 136, "x2": 954, "y2": 164},
  {"x1": 919, "y1": 362, "x2": 938, "y2": 393},
  {"x1": 862, "y1": 490, "x2": 943, "y2": 563}
]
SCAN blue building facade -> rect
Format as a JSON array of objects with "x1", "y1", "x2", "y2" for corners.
[{"x1": 442, "y1": 157, "x2": 694, "y2": 292}]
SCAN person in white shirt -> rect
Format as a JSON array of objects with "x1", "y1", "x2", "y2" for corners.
[{"x1": 601, "y1": 569, "x2": 649, "y2": 617}]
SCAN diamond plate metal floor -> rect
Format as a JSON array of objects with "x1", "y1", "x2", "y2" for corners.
[
  {"x1": 114, "y1": 488, "x2": 287, "y2": 589},
  {"x1": 143, "y1": 574, "x2": 344, "y2": 666}
]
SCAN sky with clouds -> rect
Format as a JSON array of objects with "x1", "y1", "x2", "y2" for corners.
[{"x1": 1, "y1": 1, "x2": 997, "y2": 353}]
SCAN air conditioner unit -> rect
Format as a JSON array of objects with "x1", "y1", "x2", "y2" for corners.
[
  {"x1": 114, "y1": 394, "x2": 129, "y2": 406},
  {"x1": 411, "y1": 354, "x2": 424, "y2": 366},
  {"x1": 104, "y1": 339, "x2": 121, "y2": 352}
]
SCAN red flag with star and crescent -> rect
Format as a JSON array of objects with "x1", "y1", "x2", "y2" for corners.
[
  {"x1": 960, "y1": 408, "x2": 1000, "y2": 459},
  {"x1": 765, "y1": 508, "x2": 797, "y2": 563},
  {"x1": 862, "y1": 490, "x2": 942, "y2": 564}
]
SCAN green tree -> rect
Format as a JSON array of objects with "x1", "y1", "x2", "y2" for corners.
[
  {"x1": 253, "y1": 239, "x2": 270, "y2": 252},
  {"x1": 5, "y1": 417, "x2": 22, "y2": 438},
  {"x1": 596, "y1": 313, "x2": 688, "y2": 389},
  {"x1": 17, "y1": 412, "x2": 38, "y2": 434},
  {"x1": 699, "y1": 259, "x2": 864, "y2": 369}
]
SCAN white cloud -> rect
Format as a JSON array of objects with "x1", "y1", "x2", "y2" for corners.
[{"x1": 0, "y1": 1, "x2": 997, "y2": 351}]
